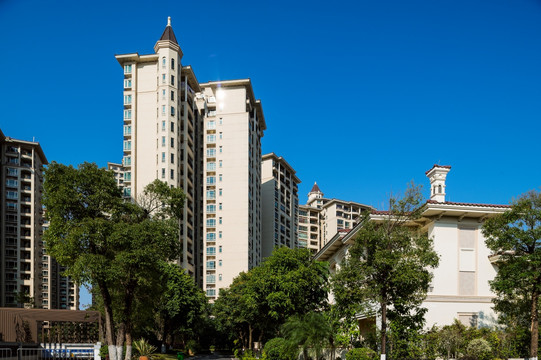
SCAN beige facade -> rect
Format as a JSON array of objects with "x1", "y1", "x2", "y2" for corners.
[
  {"x1": 114, "y1": 18, "x2": 202, "y2": 277},
  {"x1": 298, "y1": 183, "x2": 372, "y2": 254},
  {"x1": 198, "y1": 80, "x2": 266, "y2": 299},
  {"x1": 315, "y1": 165, "x2": 509, "y2": 328},
  {"x1": 0, "y1": 130, "x2": 77, "y2": 309},
  {"x1": 261, "y1": 153, "x2": 300, "y2": 259}
]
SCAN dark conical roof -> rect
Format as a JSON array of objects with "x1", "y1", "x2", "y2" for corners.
[
  {"x1": 310, "y1": 182, "x2": 322, "y2": 193},
  {"x1": 159, "y1": 17, "x2": 178, "y2": 44}
]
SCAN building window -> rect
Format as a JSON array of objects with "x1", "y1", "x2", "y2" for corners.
[
  {"x1": 207, "y1": 149, "x2": 216, "y2": 157},
  {"x1": 124, "y1": 64, "x2": 132, "y2": 74},
  {"x1": 171, "y1": 90, "x2": 174, "y2": 101},
  {"x1": 162, "y1": 57, "x2": 166, "y2": 68},
  {"x1": 219, "y1": 231, "x2": 222, "y2": 238},
  {"x1": 219, "y1": 132, "x2": 223, "y2": 139},
  {"x1": 219, "y1": 274, "x2": 222, "y2": 281},
  {"x1": 171, "y1": 154, "x2": 174, "y2": 164},
  {"x1": 171, "y1": 106, "x2": 175, "y2": 116},
  {"x1": 219, "y1": 188, "x2": 223, "y2": 196},
  {"x1": 162, "y1": 74, "x2": 166, "y2": 84},
  {"x1": 170, "y1": 169, "x2": 174, "y2": 180},
  {"x1": 206, "y1": 177, "x2": 216, "y2": 185},
  {"x1": 162, "y1": 152, "x2": 166, "y2": 163},
  {"x1": 6, "y1": 191, "x2": 18, "y2": 200},
  {"x1": 124, "y1": 79, "x2": 132, "y2": 88},
  {"x1": 219, "y1": 146, "x2": 223, "y2": 153},
  {"x1": 206, "y1": 204, "x2": 216, "y2": 213},
  {"x1": 207, "y1": 120, "x2": 216, "y2": 129},
  {"x1": 171, "y1": 122, "x2": 175, "y2": 132},
  {"x1": 219, "y1": 217, "x2": 222, "y2": 224},
  {"x1": 171, "y1": 75, "x2": 175, "y2": 86},
  {"x1": 219, "y1": 203, "x2": 222, "y2": 210},
  {"x1": 124, "y1": 125, "x2": 131, "y2": 136},
  {"x1": 207, "y1": 135, "x2": 216, "y2": 143},
  {"x1": 162, "y1": 105, "x2": 166, "y2": 116},
  {"x1": 161, "y1": 168, "x2": 165, "y2": 179},
  {"x1": 219, "y1": 174, "x2": 222, "y2": 182},
  {"x1": 207, "y1": 261, "x2": 216, "y2": 269},
  {"x1": 162, "y1": 136, "x2": 166, "y2": 147},
  {"x1": 219, "y1": 160, "x2": 222, "y2": 168},
  {"x1": 123, "y1": 156, "x2": 131, "y2": 166},
  {"x1": 206, "y1": 289, "x2": 216, "y2": 297},
  {"x1": 171, "y1": 58, "x2": 175, "y2": 70},
  {"x1": 171, "y1": 137, "x2": 175, "y2": 148},
  {"x1": 207, "y1": 219, "x2": 216, "y2": 227},
  {"x1": 219, "y1": 117, "x2": 223, "y2": 125},
  {"x1": 207, "y1": 162, "x2": 216, "y2": 171},
  {"x1": 219, "y1": 245, "x2": 222, "y2": 253},
  {"x1": 123, "y1": 140, "x2": 131, "y2": 151},
  {"x1": 206, "y1": 233, "x2": 216, "y2": 241},
  {"x1": 124, "y1": 172, "x2": 131, "y2": 181},
  {"x1": 219, "y1": 260, "x2": 222, "y2": 267},
  {"x1": 162, "y1": 121, "x2": 166, "y2": 131},
  {"x1": 7, "y1": 168, "x2": 17, "y2": 176},
  {"x1": 124, "y1": 109, "x2": 131, "y2": 119},
  {"x1": 124, "y1": 95, "x2": 132, "y2": 105},
  {"x1": 162, "y1": 89, "x2": 166, "y2": 100}
]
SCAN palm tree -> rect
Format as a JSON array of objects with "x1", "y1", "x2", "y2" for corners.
[{"x1": 282, "y1": 312, "x2": 332, "y2": 360}]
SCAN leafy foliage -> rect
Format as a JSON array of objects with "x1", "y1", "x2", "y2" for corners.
[
  {"x1": 213, "y1": 247, "x2": 330, "y2": 349},
  {"x1": 483, "y1": 190, "x2": 541, "y2": 359},
  {"x1": 332, "y1": 183, "x2": 439, "y2": 355},
  {"x1": 133, "y1": 339, "x2": 157, "y2": 357},
  {"x1": 281, "y1": 312, "x2": 332, "y2": 360},
  {"x1": 263, "y1": 337, "x2": 297, "y2": 360},
  {"x1": 345, "y1": 348, "x2": 378, "y2": 360}
]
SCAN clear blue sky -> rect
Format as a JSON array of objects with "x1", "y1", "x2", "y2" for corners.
[{"x1": 1, "y1": 0, "x2": 541, "y2": 307}]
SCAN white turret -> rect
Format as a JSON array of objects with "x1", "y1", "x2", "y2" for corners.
[{"x1": 426, "y1": 165, "x2": 451, "y2": 202}]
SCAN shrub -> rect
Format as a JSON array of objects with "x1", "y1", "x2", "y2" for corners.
[
  {"x1": 133, "y1": 339, "x2": 157, "y2": 358},
  {"x1": 466, "y1": 338, "x2": 492, "y2": 360},
  {"x1": 99, "y1": 345, "x2": 108, "y2": 359},
  {"x1": 264, "y1": 338, "x2": 297, "y2": 360},
  {"x1": 345, "y1": 348, "x2": 378, "y2": 360}
]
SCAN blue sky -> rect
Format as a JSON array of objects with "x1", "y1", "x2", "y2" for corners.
[{"x1": 1, "y1": 0, "x2": 541, "y2": 307}]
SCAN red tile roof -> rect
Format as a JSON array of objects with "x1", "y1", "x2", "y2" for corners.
[
  {"x1": 425, "y1": 164, "x2": 452, "y2": 175},
  {"x1": 426, "y1": 200, "x2": 511, "y2": 208}
]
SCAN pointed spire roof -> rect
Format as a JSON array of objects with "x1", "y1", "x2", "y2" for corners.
[
  {"x1": 310, "y1": 182, "x2": 322, "y2": 193},
  {"x1": 159, "y1": 16, "x2": 178, "y2": 44}
]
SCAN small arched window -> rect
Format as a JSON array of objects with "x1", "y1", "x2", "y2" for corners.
[
  {"x1": 162, "y1": 57, "x2": 166, "y2": 68},
  {"x1": 171, "y1": 58, "x2": 175, "y2": 70},
  {"x1": 438, "y1": 185, "x2": 442, "y2": 193}
]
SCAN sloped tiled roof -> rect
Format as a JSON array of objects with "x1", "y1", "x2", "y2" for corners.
[
  {"x1": 425, "y1": 164, "x2": 452, "y2": 175},
  {"x1": 310, "y1": 182, "x2": 322, "y2": 193},
  {"x1": 159, "y1": 25, "x2": 178, "y2": 44}
]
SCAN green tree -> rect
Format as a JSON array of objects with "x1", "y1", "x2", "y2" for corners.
[
  {"x1": 213, "y1": 247, "x2": 329, "y2": 349},
  {"x1": 281, "y1": 312, "x2": 332, "y2": 360},
  {"x1": 155, "y1": 262, "x2": 208, "y2": 348},
  {"x1": 43, "y1": 162, "x2": 184, "y2": 360},
  {"x1": 332, "y1": 183, "x2": 439, "y2": 358},
  {"x1": 482, "y1": 190, "x2": 541, "y2": 359}
]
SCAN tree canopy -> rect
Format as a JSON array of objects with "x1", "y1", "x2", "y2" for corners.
[
  {"x1": 332, "y1": 183, "x2": 439, "y2": 357},
  {"x1": 213, "y1": 247, "x2": 330, "y2": 349},
  {"x1": 43, "y1": 162, "x2": 185, "y2": 360},
  {"x1": 483, "y1": 189, "x2": 541, "y2": 359}
]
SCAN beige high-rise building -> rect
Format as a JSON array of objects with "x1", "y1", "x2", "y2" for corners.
[
  {"x1": 261, "y1": 153, "x2": 300, "y2": 258},
  {"x1": 114, "y1": 17, "x2": 203, "y2": 277},
  {"x1": 198, "y1": 80, "x2": 266, "y2": 299},
  {"x1": 298, "y1": 183, "x2": 373, "y2": 253},
  {"x1": 0, "y1": 130, "x2": 77, "y2": 309}
]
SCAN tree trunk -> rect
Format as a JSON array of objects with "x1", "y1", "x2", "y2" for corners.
[
  {"x1": 98, "y1": 281, "x2": 117, "y2": 360},
  {"x1": 531, "y1": 289, "x2": 539, "y2": 360},
  {"x1": 124, "y1": 331, "x2": 132, "y2": 360},
  {"x1": 381, "y1": 302, "x2": 387, "y2": 359},
  {"x1": 116, "y1": 323, "x2": 125, "y2": 360},
  {"x1": 248, "y1": 324, "x2": 253, "y2": 350}
]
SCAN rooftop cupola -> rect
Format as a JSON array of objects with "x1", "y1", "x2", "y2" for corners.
[
  {"x1": 308, "y1": 182, "x2": 324, "y2": 204},
  {"x1": 425, "y1": 165, "x2": 451, "y2": 203},
  {"x1": 154, "y1": 16, "x2": 182, "y2": 56}
]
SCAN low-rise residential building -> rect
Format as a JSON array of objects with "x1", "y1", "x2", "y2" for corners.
[{"x1": 314, "y1": 165, "x2": 509, "y2": 329}]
